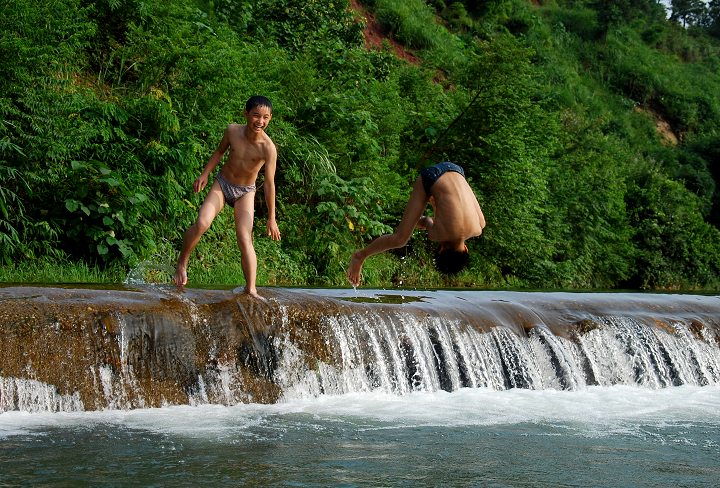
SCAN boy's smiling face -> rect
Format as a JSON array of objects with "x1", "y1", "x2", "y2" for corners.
[{"x1": 245, "y1": 105, "x2": 272, "y2": 133}]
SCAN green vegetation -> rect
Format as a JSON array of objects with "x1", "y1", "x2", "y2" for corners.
[{"x1": 1, "y1": 0, "x2": 720, "y2": 290}]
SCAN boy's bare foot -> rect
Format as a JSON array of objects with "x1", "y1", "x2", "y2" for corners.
[
  {"x1": 240, "y1": 286, "x2": 268, "y2": 302},
  {"x1": 173, "y1": 265, "x2": 187, "y2": 288}
]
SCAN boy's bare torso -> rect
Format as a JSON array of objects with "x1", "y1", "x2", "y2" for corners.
[
  {"x1": 427, "y1": 172, "x2": 486, "y2": 242},
  {"x1": 220, "y1": 124, "x2": 274, "y2": 186}
]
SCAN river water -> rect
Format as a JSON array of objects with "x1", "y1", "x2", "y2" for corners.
[
  {"x1": 2, "y1": 386, "x2": 719, "y2": 487},
  {"x1": 1, "y1": 287, "x2": 719, "y2": 486}
]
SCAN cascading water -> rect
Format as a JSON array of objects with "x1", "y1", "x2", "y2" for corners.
[
  {"x1": 271, "y1": 307, "x2": 720, "y2": 398},
  {"x1": 1, "y1": 286, "x2": 719, "y2": 412}
]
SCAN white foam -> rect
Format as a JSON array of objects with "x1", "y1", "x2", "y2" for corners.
[{"x1": 1, "y1": 386, "x2": 718, "y2": 440}]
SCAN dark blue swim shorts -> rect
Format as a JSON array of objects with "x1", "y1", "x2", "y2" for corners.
[{"x1": 420, "y1": 162, "x2": 465, "y2": 195}]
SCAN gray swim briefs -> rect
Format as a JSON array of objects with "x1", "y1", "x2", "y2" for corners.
[
  {"x1": 420, "y1": 162, "x2": 465, "y2": 196},
  {"x1": 217, "y1": 173, "x2": 256, "y2": 207}
]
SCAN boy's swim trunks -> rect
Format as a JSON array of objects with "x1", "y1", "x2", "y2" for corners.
[
  {"x1": 420, "y1": 162, "x2": 465, "y2": 196},
  {"x1": 217, "y1": 173, "x2": 256, "y2": 207}
]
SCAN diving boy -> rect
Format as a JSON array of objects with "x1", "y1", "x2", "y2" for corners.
[
  {"x1": 347, "y1": 161, "x2": 485, "y2": 287},
  {"x1": 173, "y1": 95, "x2": 281, "y2": 296}
]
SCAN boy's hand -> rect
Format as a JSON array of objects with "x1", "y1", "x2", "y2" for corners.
[
  {"x1": 193, "y1": 175, "x2": 208, "y2": 193},
  {"x1": 347, "y1": 252, "x2": 364, "y2": 287},
  {"x1": 266, "y1": 219, "x2": 281, "y2": 240}
]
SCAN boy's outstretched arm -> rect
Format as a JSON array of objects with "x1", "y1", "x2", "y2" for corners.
[
  {"x1": 347, "y1": 178, "x2": 428, "y2": 287},
  {"x1": 348, "y1": 234, "x2": 405, "y2": 287}
]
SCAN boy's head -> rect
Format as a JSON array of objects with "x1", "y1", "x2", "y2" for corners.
[
  {"x1": 434, "y1": 244, "x2": 470, "y2": 275},
  {"x1": 244, "y1": 95, "x2": 273, "y2": 132},
  {"x1": 245, "y1": 95, "x2": 273, "y2": 113}
]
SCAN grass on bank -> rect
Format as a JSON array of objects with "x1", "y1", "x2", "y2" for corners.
[
  {"x1": 0, "y1": 258, "x2": 126, "y2": 285},
  {"x1": 2, "y1": 252, "x2": 717, "y2": 291}
]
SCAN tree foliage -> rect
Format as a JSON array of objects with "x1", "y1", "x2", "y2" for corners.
[{"x1": 1, "y1": 0, "x2": 719, "y2": 290}]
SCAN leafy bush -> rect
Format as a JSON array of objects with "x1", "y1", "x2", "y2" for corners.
[
  {"x1": 545, "y1": 112, "x2": 637, "y2": 288},
  {"x1": 282, "y1": 172, "x2": 393, "y2": 283},
  {"x1": 626, "y1": 168, "x2": 720, "y2": 289},
  {"x1": 63, "y1": 159, "x2": 158, "y2": 263}
]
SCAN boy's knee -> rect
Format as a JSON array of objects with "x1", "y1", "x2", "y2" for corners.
[
  {"x1": 236, "y1": 235, "x2": 254, "y2": 251},
  {"x1": 195, "y1": 218, "x2": 212, "y2": 233}
]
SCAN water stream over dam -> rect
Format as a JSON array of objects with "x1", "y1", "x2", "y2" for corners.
[{"x1": 1, "y1": 286, "x2": 719, "y2": 412}]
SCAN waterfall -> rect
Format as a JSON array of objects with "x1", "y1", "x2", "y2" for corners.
[
  {"x1": 271, "y1": 309, "x2": 720, "y2": 398},
  {"x1": 0, "y1": 286, "x2": 719, "y2": 412}
]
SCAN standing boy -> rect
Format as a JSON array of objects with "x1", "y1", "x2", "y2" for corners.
[
  {"x1": 347, "y1": 161, "x2": 485, "y2": 287},
  {"x1": 173, "y1": 95, "x2": 281, "y2": 296}
]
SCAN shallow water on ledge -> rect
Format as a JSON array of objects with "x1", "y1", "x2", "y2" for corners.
[{"x1": 1, "y1": 386, "x2": 719, "y2": 487}]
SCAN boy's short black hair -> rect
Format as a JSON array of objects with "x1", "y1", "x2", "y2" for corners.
[
  {"x1": 434, "y1": 247, "x2": 470, "y2": 275},
  {"x1": 245, "y1": 95, "x2": 273, "y2": 112}
]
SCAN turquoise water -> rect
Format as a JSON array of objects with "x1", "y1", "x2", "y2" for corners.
[{"x1": 2, "y1": 387, "x2": 719, "y2": 487}]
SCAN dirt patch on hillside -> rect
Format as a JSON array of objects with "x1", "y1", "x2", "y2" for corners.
[
  {"x1": 349, "y1": 0, "x2": 420, "y2": 64},
  {"x1": 634, "y1": 105, "x2": 679, "y2": 145}
]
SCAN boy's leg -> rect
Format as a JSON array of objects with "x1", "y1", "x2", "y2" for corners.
[
  {"x1": 173, "y1": 181, "x2": 224, "y2": 287},
  {"x1": 233, "y1": 191, "x2": 257, "y2": 295}
]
